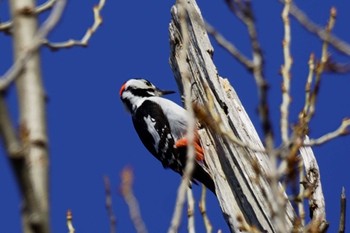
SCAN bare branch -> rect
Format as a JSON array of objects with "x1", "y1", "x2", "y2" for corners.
[
  {"x1": 36, "y1": 0, "x2": 56, "y2": 13},
  {"x1": 120, "y1": 167, "x2": 148, "y2": 233},
  {"x1": 306, "y1": 7, "x2": 337, "y2": 124},
  {"x1": 299, "y1": 137, "x2": 328, "y2": 229},
  {"x1": 297, "y1": 158, "x2": 305, "y2": 227},
  {"x1": 305, "y1": 118, "x2": 350, "y2": 146},
  {"x1": 284, "y1": 1, "x2": 350, "y2": 56},
  {"x1": 205, "y1": 21, "x2": 254, "y2": 70},
  {"x1": 338, "y1": 187, "x2": 346, "y2": 233},
  {"x1": 296, "y1": 7, "x2": 337, "y2": 146},
  {"x1": 0, "y1": 21, "x2": 12, "y2": 33},
  {"x1": 104, "y1": 176, "x2": 116, "y2": 233},
  {"x1": 170, "y1": 0, "x2": 296, "y2": 231},
  {"x1": 66, "y1": 209, "x2": 75, "y2": 233},
  {"x1": 187, "y1": 188, "x2": 196, "y2": 233},
  {"x1": 280, "y1": 0, "x2": 293, "y2": 144},
  {"x1": 0, "y1": 0, "x2": 66, "y2": 91},
  {"x1": 0, "y1": 94, "x2": 22, "y2": 157},
  {"x1": 300, "y1": 53, "x2": 315, "y2": 119},
  {"x1": 193, "y1": 90, "x2": 264, "y2": 153},
  {"x1": 224, "y1": 0, "x2": 274, "y2": 152},
  {"x1": 199, "y1": 186, "x2": 213, "y2": 233},
  {"x1": 168, "y1": 1, "x2": 197, "y2": 231},
  {"x1": 0, "y1": 0, "x2": 56, "y2": 33},
  {"x1": 43, "y1": 0, "x2": 106, "y2": 50},
  {"x1": 6, "y1": 0, "x2": 67, "y2": 232}
]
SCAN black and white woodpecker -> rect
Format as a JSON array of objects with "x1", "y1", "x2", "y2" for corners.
[{"x1": 119, "y1": 78, "x2": 215, "y2": 193}]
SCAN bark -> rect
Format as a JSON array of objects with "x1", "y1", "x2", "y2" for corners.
[
  {"x1": 169, "y1": 0, "x2": 296, "y2": 232},
  {"x1": 300, "y1": 137, "x2": 328, "y2": 230},
  {"x1": 9, "y1": 0, "x2": 50, "y2": 232}
]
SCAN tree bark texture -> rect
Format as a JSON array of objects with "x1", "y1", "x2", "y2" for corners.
[
  {"x1": 9, "y1": 0, "x2": 50, "y2": 232},
  {"x1": 169, "y1": 0, "x2": 295, "y2": 232}
]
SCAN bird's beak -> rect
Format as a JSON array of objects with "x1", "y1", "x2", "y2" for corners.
[{"x1": 158, "y1": 89, "x2": 176, "y2": 96}]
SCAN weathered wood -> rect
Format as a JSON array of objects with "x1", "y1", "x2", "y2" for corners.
[
  {"x1": 300, "y1": 137, "x2": 328, "y2": 230},
  {"x1": 169, "y1": 0, "x2": 296, "y2": 232}
]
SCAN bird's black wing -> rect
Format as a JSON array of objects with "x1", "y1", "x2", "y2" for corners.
[{"x1": 132, "y1": 100, "x2": 184, "y2": 173}]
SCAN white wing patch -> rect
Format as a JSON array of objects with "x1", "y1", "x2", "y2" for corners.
[{"x1": 144, "y1": 115, "x2": 160, "y2": 153}]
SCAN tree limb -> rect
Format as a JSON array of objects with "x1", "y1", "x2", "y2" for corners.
[
  {"x1": 43, "y1": 0, "x2": 106, "y2": 50},
  {"x1": 169, "y1": 0, "x2": 295, "y2": 232},
  {"x1": 299, "y1": 137, "x2": 328, "y2": 230},
  {"x1": 283, "y1": 1, "x2": 350, "y2": 56},
  {"x1": 7, "y1": 0, "x2": 66, "y2": 232},
  {"x1": 0, "y1": 0, "x2": 56, "y2": 33},
  {"x1": 338, "y1": 187, "x2": 346, "y2": 233}
]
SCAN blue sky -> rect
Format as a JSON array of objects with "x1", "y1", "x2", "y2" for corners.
[{"x1": 1, "y1": 0, "x2": 350, "y2": 232}]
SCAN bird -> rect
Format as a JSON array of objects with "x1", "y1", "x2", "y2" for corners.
[{"x1": 119, "y1": 78, "x2": 215, "y2": 194}]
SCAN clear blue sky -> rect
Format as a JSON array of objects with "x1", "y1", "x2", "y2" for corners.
[{"x1": 1, "y1": 0, "x2": 349, "y2": 232}]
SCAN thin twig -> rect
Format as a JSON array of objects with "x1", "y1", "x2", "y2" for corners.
[
  {"x1": 104, "y1": 175, "x2": 116, "y2": 233},
  {"x1": 338, "y1": 187, "x2": 346, "y2": 233},
  {"x1": 307, "y1": 7, "x2": 337, "y2": 124},
  {"x1": 0, "y1": 94, "x2": 22, "y2": 157},
  {"x1": 168, "y1": 1, "x2": 197, "y2": 232},
  {"x1": 0, "y1": 0, "x2": 56, "y2": 33},
  {"x1": 280, "y1": 0, "x2": 293, "y2": 144},
  {"x1": 0, "y1": 0, "x2": 67, "y2": 91},
  {"x1": 282, "y1": 1, "x2": 350, "y2": 56},
  {"x1": 224, "y1": 0, "x2": 274, "y2": 152},
  {"x1": 205, "y1": 21, "x2": 254, "y2": 70},
  {"x1": 187, "y1": 188, "x2": 195, "y2": 233},
  {"x1": 43, "y1": 0, "x2": 105, "y2": 50},
  {"x1": 199, "y1": 185, "x2": 212, "y2": 233},
  {"x1": 300, "y1": 53, "x2": 315, "y2": 119},
  {"x1": 297, "y1": 157, "x2": 305, "y2": 227},
  {"x1": 66, "y1": 209, "x2": 75, "y2": 233},
  {"x1": 305, "y1": 118, "x2": 350, "y2": 146},
  {"x1": 193, "y1": 97, "x2": 264, "y2": 153},
  {"x1": 120, "y1": 167, "x2": 148, "y2": 233}
]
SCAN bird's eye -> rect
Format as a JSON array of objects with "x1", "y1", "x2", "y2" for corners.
[{"x1": 144, "y1": 80, "x2": 152, "y2": 86}]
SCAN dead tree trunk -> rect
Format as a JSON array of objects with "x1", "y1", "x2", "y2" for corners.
[{"x1": 169, "y1": 0, "x2": 296, "y2": 232}]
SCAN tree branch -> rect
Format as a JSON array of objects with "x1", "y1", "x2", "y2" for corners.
[
  {"x1": 338, "y1": 187, "x2": 346, "y2": 233},
  {"x1": 43, "y1": 0, "x2": 106, "y2": 50},
  {"x1": 169, "y1": 0, "x2": 295, "y2": 232},
  {"x1": 1, "y1": 0, "x2": 66, "y2": 91},
  {"x1": 66, "y1": 209, "x2": 75, "y2": 233},
  {"x1": 224, "y1": 0, "x2": 274, "y2": 152},
  {"x1": 299, "y1": 137, "x2": 328, "y2": 230},
  {"x1": 283, "y1": 1, "x2": 350, "y2": 56},
  {"x1": 187, "y1": 188, "x2": 196, "y2": 233},
  {"x1": 205, "y1": 21, "x2": 254, "y2": 70},
  {"x1": 280, "y1": 0, "x2": 292, "y2": 144},
  {"x1": 199, "y1": 186, "x2": 213, "y2": 233},
  {"x1": 0, "y1": 0, "x2": 56, "y2": 34},
  {"x1": 7, "y1": 0, "x2": 66, "y2": 232},
  {"x1": 104, "y1": 175, "x2": 116, "y2": 233},
  {"x1": 120, "y1": 167, "x2": 148, "y2": 233},
  {"x1": 305, "y1": 118, "x2": 350, "y2": 146}
]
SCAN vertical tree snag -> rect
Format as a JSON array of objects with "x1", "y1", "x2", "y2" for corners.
[
  {"x1": 9, "y1": 0, "x2": 49, "y2": 232},
  {"x1": 169, "y1": 0, "x2": 296, "y2": 232}
]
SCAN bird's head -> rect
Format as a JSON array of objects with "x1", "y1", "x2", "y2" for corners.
[{"x1": 119, "y1": 78, "x2": 175, "y2": 112}]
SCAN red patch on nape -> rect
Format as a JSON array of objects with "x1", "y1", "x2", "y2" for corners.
[
  {"x1": 119, "y1": 83, "x2": 126, "y2": 96},
  {"x1": 175, "y1": 136, "x2": 204, "y2": 162}
]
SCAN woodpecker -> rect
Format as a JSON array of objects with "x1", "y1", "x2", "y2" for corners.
[{"x1": 119, "y1": 78, "x2": 215, "y2": 193}]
